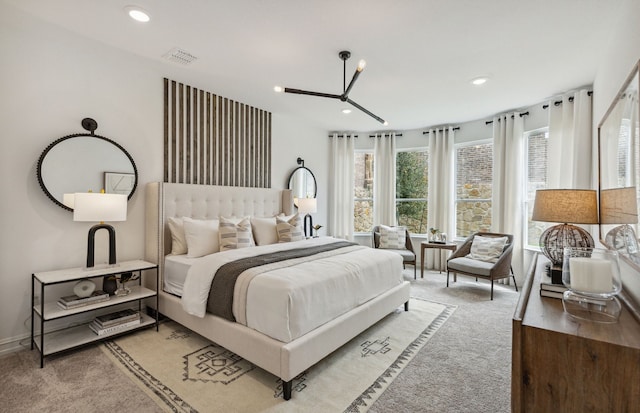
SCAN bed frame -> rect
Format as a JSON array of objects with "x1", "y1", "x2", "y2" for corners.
[{"x1": 144, "y1": 182, "x2": 411, "y2": 400}]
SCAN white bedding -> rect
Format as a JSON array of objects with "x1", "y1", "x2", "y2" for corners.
[
  {"x1": 163, "y1": 254, "x2": 198, "y2": 295},
  {"x1": 182, "y1": 237, "x2": 403, "y2": 342}
]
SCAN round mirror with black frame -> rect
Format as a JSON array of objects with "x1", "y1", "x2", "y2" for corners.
[
  {"x1": 287, "y1": 157, "x2": 317, "y2": 204},
  {"x1": 36, "y1": 118, "x2": 138, "y2": 211}
]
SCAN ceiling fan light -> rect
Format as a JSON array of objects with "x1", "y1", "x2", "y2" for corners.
[
  {"x1": 357, "y1": 59, "x2": 367, "y2": 72},
  {"x1": 274, "y1": 86, "x2": 284, "y2": 93},
  {"x1": 125, "y1": 6, "x2": 150, "y2": 22},
  {"x1": 383, "y1": 121, "x2": 389, "y2": 126}
]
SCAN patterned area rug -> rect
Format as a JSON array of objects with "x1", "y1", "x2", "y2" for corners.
[{"x1": 101, "y1": 298, "x2": 455, "y2": 413}]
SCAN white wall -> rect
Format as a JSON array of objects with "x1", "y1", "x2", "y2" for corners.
[{"x1": 0, "y1": 4, "x2": 327, "y2": 353}]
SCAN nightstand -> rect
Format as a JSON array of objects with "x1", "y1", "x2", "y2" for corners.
[{"x1": 31, "y1": 260, "x2": 158, "y2": 367}]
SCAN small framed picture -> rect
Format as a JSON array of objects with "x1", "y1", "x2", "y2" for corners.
[{"x1": 104, "y1": 172, "x2": 135, "y2": 195}]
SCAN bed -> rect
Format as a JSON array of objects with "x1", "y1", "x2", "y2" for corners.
[{"x1": 144, "y1": 182, "x2": 411, "y2": 400}]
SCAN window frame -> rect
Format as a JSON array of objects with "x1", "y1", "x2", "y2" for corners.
[
  {"x1": 395, "y1": 146, "x2": 429, "y2": 235},
  {"x1": 353, "y1": 149, "x2": 374, "y2": 235},
  {"x1": 523, "y1": 127, "x2": 549, "y2": 251},
  {"x1": 453, "y1": 138, "x2": 493, "y2": 240}
]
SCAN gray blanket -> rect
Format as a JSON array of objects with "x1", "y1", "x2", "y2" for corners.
[{"x1": 207, "y1": 241, "x2": 356, "y2": 321}]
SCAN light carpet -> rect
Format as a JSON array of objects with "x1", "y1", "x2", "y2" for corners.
[{"x1": 101, "y1": 298, "x2": 455, "y2": 413}]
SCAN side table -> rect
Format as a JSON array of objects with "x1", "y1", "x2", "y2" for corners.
[{"x1": 420, "y1": 242, "x2": 457, "y2": 278}]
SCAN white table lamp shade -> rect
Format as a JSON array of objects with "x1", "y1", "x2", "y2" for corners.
[
  {"x1": 73, "y1": 193, "x2": 127, "y2": 222},
  {"x1": 297, "y1": 198, "x2": 317, "y2": 215},
  {"x1": 63, "y1": 193, "x2": 75, "y2": 209}
]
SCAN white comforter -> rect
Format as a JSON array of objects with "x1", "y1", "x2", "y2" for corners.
[{"x1": 181, "y1": 237, "x2": 404, "y2": 342}]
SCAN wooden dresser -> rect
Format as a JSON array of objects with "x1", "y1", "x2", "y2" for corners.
[{"x1": 512, "y1": 255, "x2": 640, "y2": 412}]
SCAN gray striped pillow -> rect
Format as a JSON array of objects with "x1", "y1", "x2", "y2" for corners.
[
  {"x1": 379, "y1": 225, "x2": 406, "y2": 249},
  {"x1": 276, "y1": 214, "x2": 304, "y2": 242},
  {"x1": 467, "y1": 235, "x2": 508, "y2": 263},
  {"x1": 219, "y1": 216, "x2": 253, "y2": 251}
]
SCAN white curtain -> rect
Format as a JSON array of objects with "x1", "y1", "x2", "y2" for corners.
[
  {"x1": 492, "y1": 113, "x2": 524, "y2": 282},
  {"x1": 425, "y1": 127, "x2": 455, "y2": 270},
  {"x1": 329, "y1": 133, "x2": 355, "y2": 240},
  {"x1": 373, "y1": 133, "x2": 397, "y2": 226},
  {"x1": 547, "y1": 89, "x2": 593, "y2": 189}
]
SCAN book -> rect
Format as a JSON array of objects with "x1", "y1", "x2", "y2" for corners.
[
  {"x1": 58, "y1": 290, "x2": 109, "y2": 306},
  {"x1": 540, "y1": 289, "x2": 565, "y2": 299},
  {"x1": 540, "y1": 282, "x2": 568, "y2": 294},
  {"x1": 94, "y1": 309, "x2": 140, "y2": 328},
  {"x1": 89, "y1": 318, "x2": 141, "y2": 336},
  {"x1": 57, "y1": 293, "x2": 110, "y2": 310}
]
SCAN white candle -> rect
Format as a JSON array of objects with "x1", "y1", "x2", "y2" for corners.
[{"x1": 569, "y1": 257, "x2": 613, "y2": 294}]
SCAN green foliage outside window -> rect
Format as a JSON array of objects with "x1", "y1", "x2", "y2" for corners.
[{"x1": 396, "y1": 150, "x2": 428, "y2": 234}]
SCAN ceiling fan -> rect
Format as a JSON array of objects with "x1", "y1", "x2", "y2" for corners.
[{"x1": 275, "y1": 50, "x2": 388, "y2": 125}]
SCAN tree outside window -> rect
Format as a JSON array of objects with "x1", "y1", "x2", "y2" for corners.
[
  {"x1": 455, "y1": 142, "x2": 492, "y2": 238},
  {"x1": 354, "y1": 151, "x2": 374, "y2": 233},
  {"x1": 396, "y1": 150, "x2": 428, "y2": 234}
]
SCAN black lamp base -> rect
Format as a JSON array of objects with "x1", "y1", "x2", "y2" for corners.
[{"x1": 86, "y1": 223, "x2": 117, "y2": 268}]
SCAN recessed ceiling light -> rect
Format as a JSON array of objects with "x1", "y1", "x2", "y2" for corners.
[
  {"x1": 341, "y1": 108, "x2": 352, "y2": 114},
  {"x1": 125, "y1": 6, "x2": 150, "y2": 22},
  {"x1": 471, "y1": 76, "x2": 488, "y2": 86},
  {"x1": 274, "y1": 86, "x2": 284, "y2": 93}
]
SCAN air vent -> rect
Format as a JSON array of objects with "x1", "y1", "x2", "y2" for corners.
[{"x1": 162, "y1": 47, "x2": 198, "y2": 65}]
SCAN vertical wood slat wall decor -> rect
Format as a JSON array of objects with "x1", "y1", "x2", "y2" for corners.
[{"x1": 163, "y1": 78, "x2": 271, "y2": 188}]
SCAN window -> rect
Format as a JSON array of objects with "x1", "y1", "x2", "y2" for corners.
[
  {"x1": 525, "y1": 128, "x2": 549, "y2": 247},
  {"x1": 396, "y1": 149, "x2": 428, "y2": 234},
  {"x1": 354, "y1": 151, "x2": 374, "y2": 233},
  {"x1": 455, "y1": 141, "x2": 492, "y2": 238}
]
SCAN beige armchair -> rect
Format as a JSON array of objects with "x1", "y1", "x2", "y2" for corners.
[
  {"x1": 373, "y1": 225, "x2": 417, "y2": 279},
  {"x1": 446, "y1": 231, "x2": 518, "y2": 300}
]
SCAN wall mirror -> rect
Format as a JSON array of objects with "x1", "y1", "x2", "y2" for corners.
[
  {"x1": 598, "y1": 60, "x2": 640, "y2": 268},
  {"x1": 287, "y1": 157, "x2": 317, "y2": 204},
  {"x1": 37, "y1": 118, "x2": 138, "y2": 211}
]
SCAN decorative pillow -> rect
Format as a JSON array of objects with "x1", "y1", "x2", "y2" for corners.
[
  {"x1": 182, "y1": 218, "x2": 220, "y2": 258},
  {"x1": 219, "y1": 216, "x2": 254, "y2": 251},
  {"x1": 276, "y1": 214, "x2": 304, "y2": 243},
  {"x1": 250, "y1": 216, "x2": 279, "y2": 246},
  {"x1": 467, "y1": 235, "x2": 508, "y2": 263},
  {"x1": 379, "y1": 225, "x2": 406, "y2": 249},
  {"x1": 167, "y1": 217, "x2": 188, "y2": 255}
]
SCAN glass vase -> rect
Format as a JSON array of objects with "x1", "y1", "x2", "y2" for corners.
[{"x1": 561, "y1": 247, "x2": 622, "y2": 323}]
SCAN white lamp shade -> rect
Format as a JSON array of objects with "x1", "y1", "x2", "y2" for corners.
[
  {"x1": 297, "y1": 198, "x2": 317, "y2": 214},
  {"x1": 73, "y1": 192, "x2": 127, "y2": 222},
  {"x1": 63, "y1": 193, "x2": 75, "y2": 209}
]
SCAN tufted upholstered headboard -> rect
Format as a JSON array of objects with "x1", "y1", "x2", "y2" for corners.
[{"x1": 145, "y1": 182, "x2": 294, "y2": 286}]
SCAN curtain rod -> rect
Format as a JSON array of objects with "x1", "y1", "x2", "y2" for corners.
[
  {"x1": 485, "y1": 111, "x2": 529, "y2": 125},
  {"x1": 369, "y1": 133, "x2": 403, "y2": 138},
  {"x1": 421, "y1": 127, "x2": 460, "y2": 135},
  {"x1": 542, "y1": 90, "x2": 593, "y2": 109},
  {"x1": 328, "y1": 134, "x2": 359, "y2": 138}
]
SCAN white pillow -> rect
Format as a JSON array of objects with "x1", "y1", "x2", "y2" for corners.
[
  {"x1": 219, "y1": 216, "x2": 254, "y2": 251},
  {"x1": 276, "y1": 214, "x2": 304, "y2": 242},
  {"x1": 167, "y1": 217, "x2": 188, "y2": 255},
  {"x1": 250, "y1": 216, "x2": 279, "y2": 246},
  {"x1": 467, "y1": 235, "x2": 508, "y2": 263},
  {"x1": 379, "y1": 225, "x2": 406, "y2": 249},
  {"x1": 182, "y1": 218, "x2": 220, "y2": 258}
]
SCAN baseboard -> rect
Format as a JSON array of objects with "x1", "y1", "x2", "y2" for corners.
[{"x1": 0, "y1": 332, "x2": 30, "y2": 356}]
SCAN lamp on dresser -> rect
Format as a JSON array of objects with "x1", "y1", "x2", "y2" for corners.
[
  {"x1": 73, "y1": 191, "x2": 127, "y2": 268},
  {"x1": 297, "y1": 197, "x2": 317, "y2": 238},
  {"x1": 531, "y1": 189, "x2": 599, "y2": 283}
]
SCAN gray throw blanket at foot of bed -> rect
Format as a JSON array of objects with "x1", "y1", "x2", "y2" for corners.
[{"x1": 207, "y1": 241, "x2": 356, "y2": 321}]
